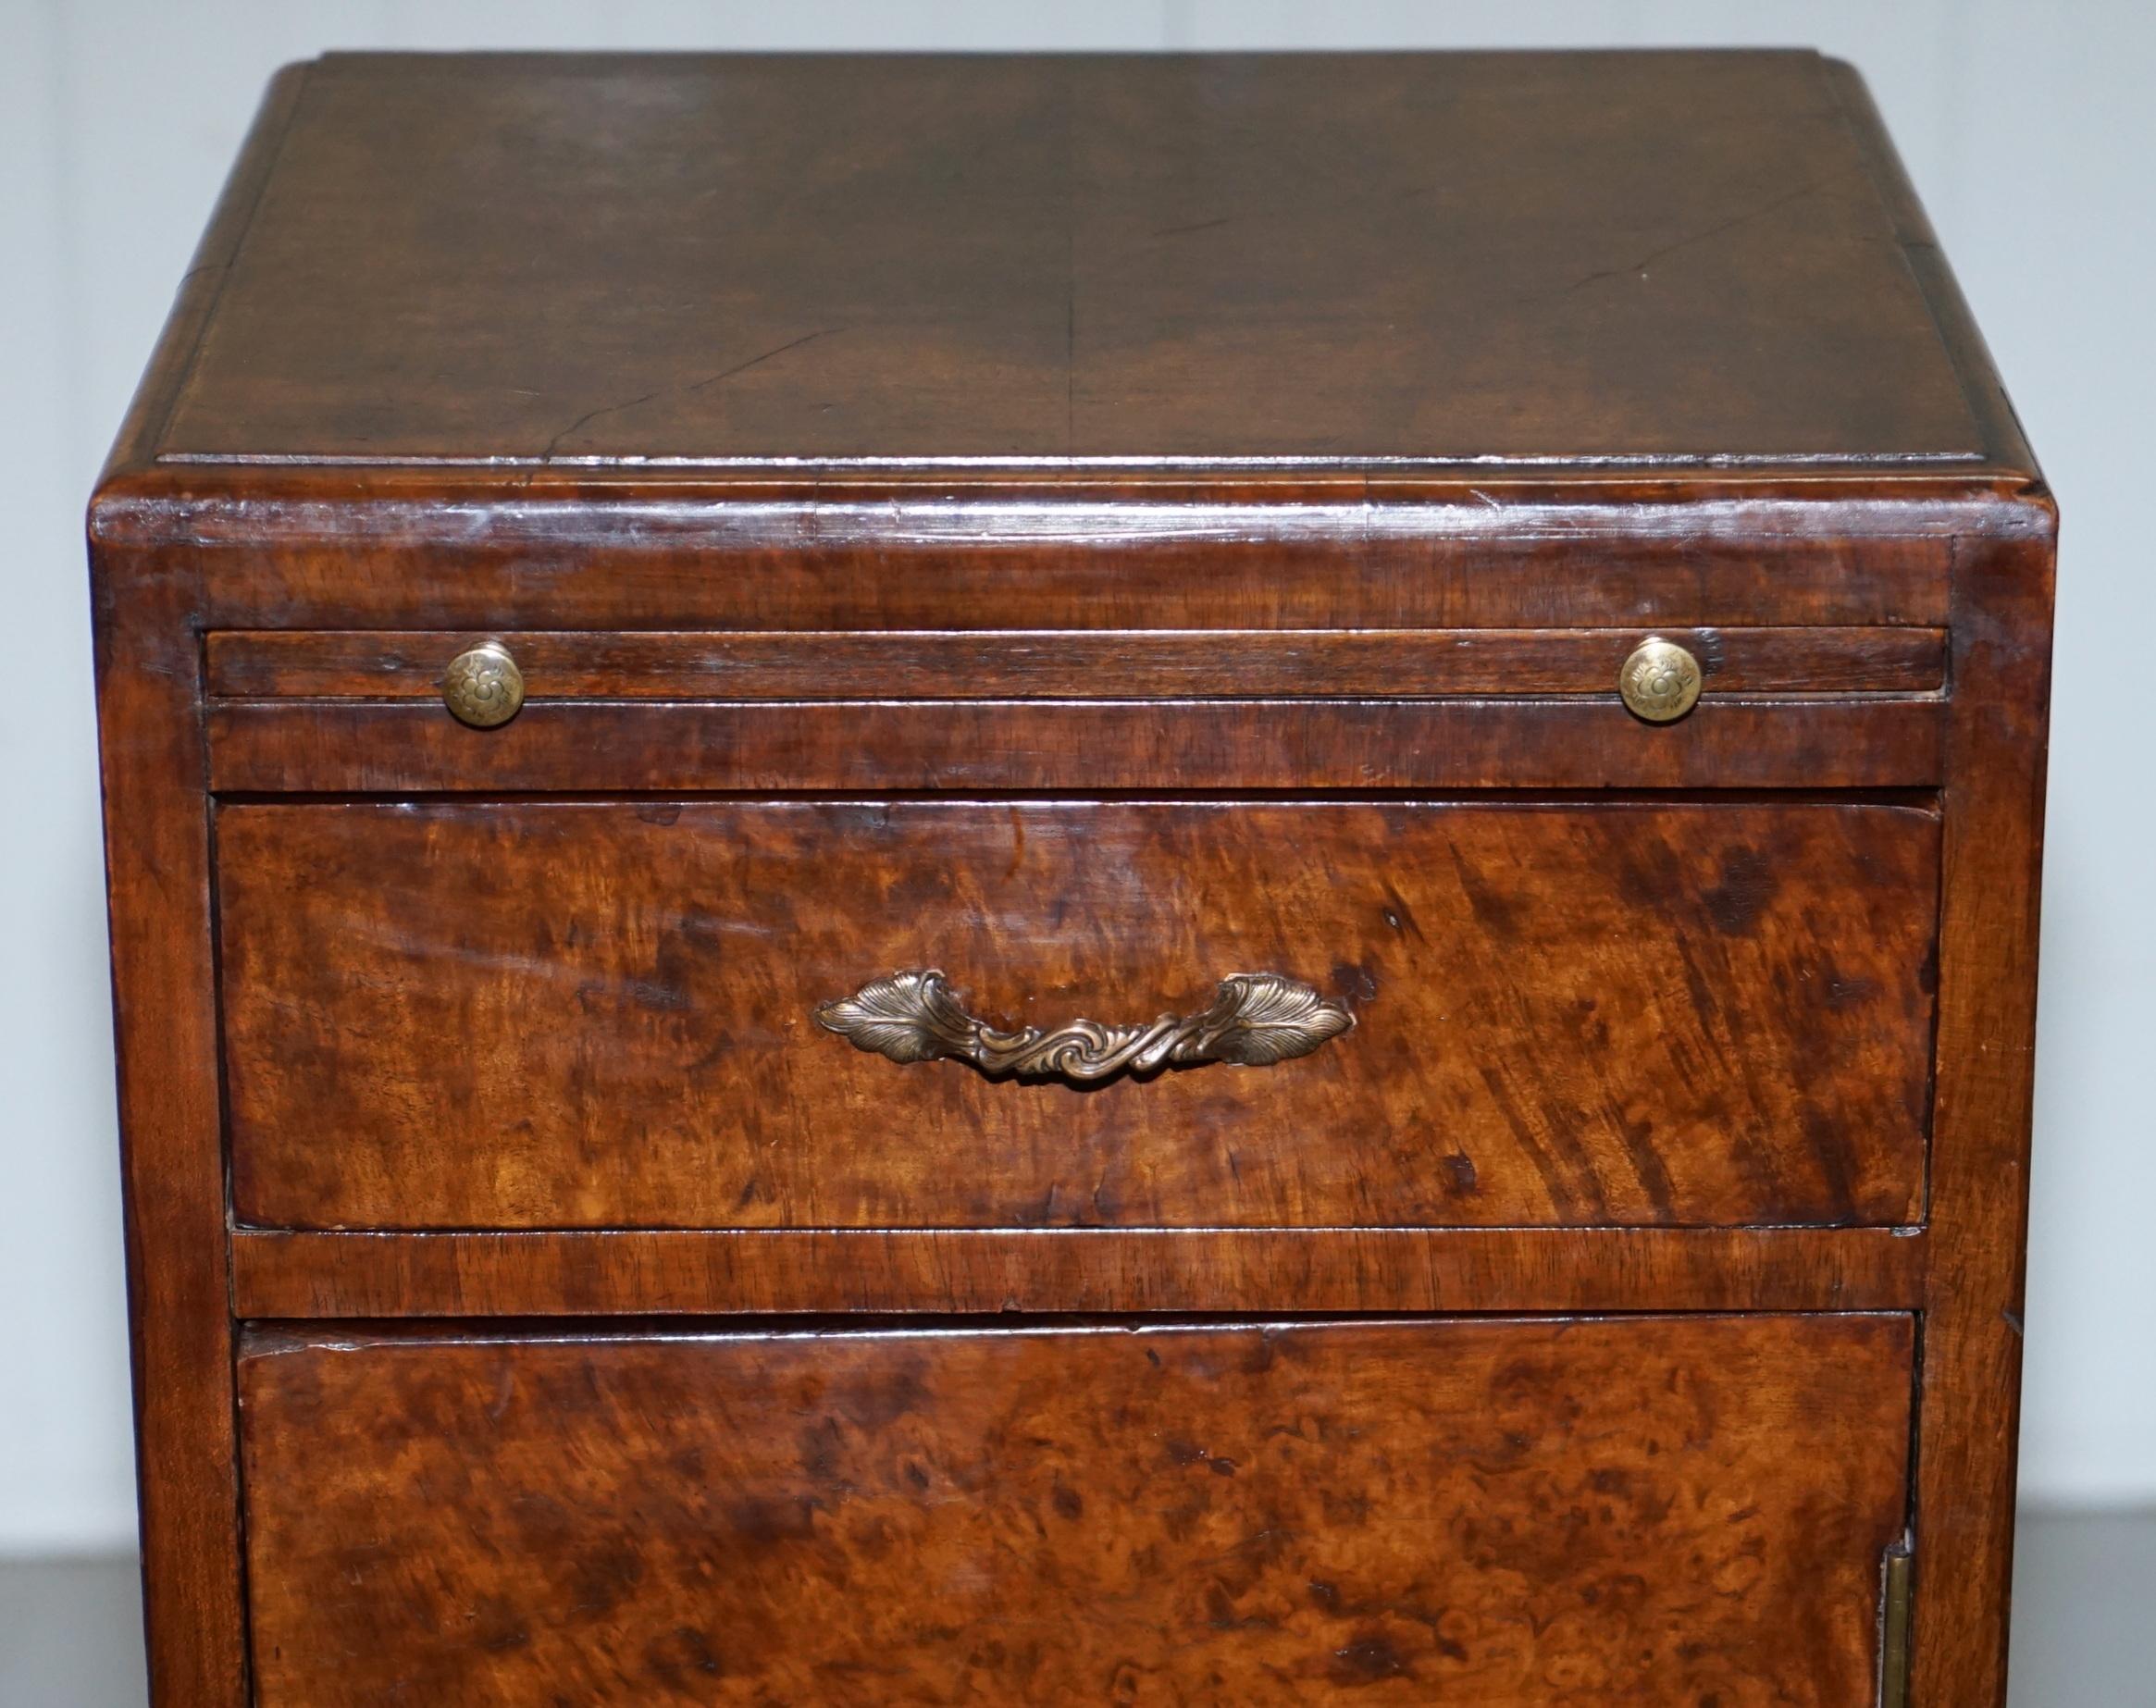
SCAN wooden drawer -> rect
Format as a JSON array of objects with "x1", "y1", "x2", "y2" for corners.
[
  {"x1": 237, "y1": 1313, "x2": 1915, "y2": 1704},
  {"x1": 217, "y1": 798, "x2": 1939, "y2": 1231}
]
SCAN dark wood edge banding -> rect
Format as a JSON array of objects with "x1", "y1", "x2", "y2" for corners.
[
  {"x1": 204, "y1": 697, "x2": 1946, "y2": 794},
  {"x1": 229, "y1": 1227, "x2": 1928, "y2": 1319},
  {"x1": 204, "y1": 626, "x2": 1950, "y2": 701},
  {"x1": 233, "y1": 1306, "x2": 1924, "y2": 1354},
  {"x1": 98, "y1": 64, "x2": 313, "y2": 485},
  {"x1": 1908, "y1": 517, "x2": 2056, "y2": 1703},
  {"x1": 105, "y1": 497, "x2": 1976, "y2": 633},
  {"x1": 1818, "y1": 57, "x2": 2042, "y2": 484},
  {"x1": 86, "y1": 68, "x2": 320, "y2": 1708}
]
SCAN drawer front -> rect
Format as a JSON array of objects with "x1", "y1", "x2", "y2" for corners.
[
  {"x1": 218, "y1": 799, "x2": 1937, "y2": 1231},
  {"x1": 238, "y1": 1314, "x2": 1914, "y2": 1704}
]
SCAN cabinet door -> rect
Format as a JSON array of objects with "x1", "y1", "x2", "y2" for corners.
[{"x1": 240, "y1": 1313, "x2": 1913, "y2": 1703}]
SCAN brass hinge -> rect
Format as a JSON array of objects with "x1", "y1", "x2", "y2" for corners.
[{"x1": 1879, "y1": 1540, "x2": 1914, "y2": 1708}]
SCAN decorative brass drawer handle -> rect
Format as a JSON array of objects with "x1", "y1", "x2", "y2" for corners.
[{"x1": 815, "y1": 969, "x2": 1354, "y2": 1083}]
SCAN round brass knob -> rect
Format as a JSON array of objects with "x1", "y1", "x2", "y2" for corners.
[
  {"x1": 441, "y1": 640, "x2": 525, "y2": 728},
  {"x1": 1617, "y1": 637, "x2": 1703, "y2": 723}
]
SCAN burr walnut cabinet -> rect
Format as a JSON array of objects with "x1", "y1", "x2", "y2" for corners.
[{"x1": 92, "y1": 50, "x2": 2054, "y2": 1706}]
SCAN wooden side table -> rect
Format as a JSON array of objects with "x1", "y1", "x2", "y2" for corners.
[{"x1": 93, "y1": 50, "x2": 2053, "y2": 1704}]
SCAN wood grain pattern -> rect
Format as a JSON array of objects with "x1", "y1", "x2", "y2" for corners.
[
  {"x1": 229, "y1": 1226, "x2": 1929, "y2": 1318},
  {"x1": 163, "y1": 52, "x2": 1977, "y2": 466},
  {"x1": 217, "y1": 800, "x2": 1939, "y2": 1232},
  {"x1": 94, "y1": 547, "x2": 249, "y2": 1708},
  {"x1": 237, "y1": 1315, "x2": 1916, "y2": 1705},
  {"x1": 206, "y1": 697, "x2": 1947, "y2": 794},
  {"x1": 1910, "y1": 518, "x2": 2057, "y2": 1703},
  {"x1": 204, "y1": 625, "x2": 1949, "y2": 700},
  {"x1": 123, "y1": 489, "x2": 1983, "y2": 634}
]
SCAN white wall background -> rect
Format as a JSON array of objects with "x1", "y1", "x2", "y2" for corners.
[{"x1": 1, "y1": 0, "x2": 2149, "y2": 1555}]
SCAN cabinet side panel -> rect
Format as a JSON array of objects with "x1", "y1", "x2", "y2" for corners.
[
  {"x1": 92, "y1": 536, "x2": 246, "y2": 1706},
  {"x1": 89, "y1": 60, "x2": 312, "y2": 1708},
  {"x1": 1913, "y1": 514, "x2": 2056, "y2": 1705}
]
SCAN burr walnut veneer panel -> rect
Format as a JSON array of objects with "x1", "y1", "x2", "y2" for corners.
[
  {"x1": 217, "y1": 799, "x2": 1939, "y2": 1231},
  {"x1": 238, "y1": 1315, "x2": 1915, "y2": 1705}
]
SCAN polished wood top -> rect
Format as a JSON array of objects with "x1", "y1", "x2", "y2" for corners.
[{"x1": 146, "y1": 50, "x2": 2001, "y2": 475}]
